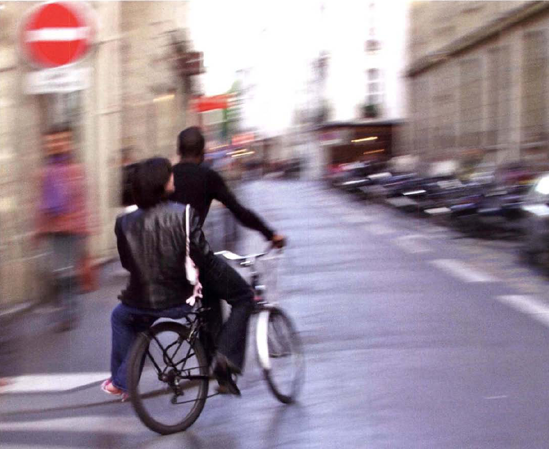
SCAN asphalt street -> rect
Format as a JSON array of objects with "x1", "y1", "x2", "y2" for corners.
[{"x1": 3, "y1": 180, "x2": 549, "y2": 448}]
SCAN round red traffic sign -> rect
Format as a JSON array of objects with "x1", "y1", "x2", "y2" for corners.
[{"x1": 20, "y1": 2, "x2": 97, "y2": 68}]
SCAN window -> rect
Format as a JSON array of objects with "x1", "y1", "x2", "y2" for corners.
[
  {"x1": 368, "y1": 94, "x2": 381, "y2": 105},
  {"x1": 366, "y1": 69, "x2": 383, "y2": 106},
  {"x1": 522, "y1": 31, "x2": 547, "y2": 144},
  {"x1": 368, "y1": 68, "x2": 380, "y2": 81},
  {"x1": 365, "y1": 39, "x2": 381, "y2": 52},
  {"x1": 459, "y1": 59, "x2": 482, "y2": 147},
  {"x1": 486, "y1": 47, "x2": 511, "y2": 147}
]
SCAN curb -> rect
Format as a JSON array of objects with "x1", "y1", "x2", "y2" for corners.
[{"x1": 0, "y1": 256, "x2": 117, "y2": 323}]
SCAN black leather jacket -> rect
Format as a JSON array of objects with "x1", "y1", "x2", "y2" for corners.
[{"x1": 115, "y1": 201, "x2": 213, "y2": 310}]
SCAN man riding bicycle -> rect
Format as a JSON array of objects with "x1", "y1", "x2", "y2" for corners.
[{"x1": 169, "y1": 127, "x2": 285, "y2": 387}]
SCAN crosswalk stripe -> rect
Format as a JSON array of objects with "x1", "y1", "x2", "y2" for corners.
[
  {"x1": 341, "y1": 215, "x2": 373, "y2": 224},
  {"x1": 430, "y1": 259, "x2": 497, "y2": 283},
  {"x1": 496, "y1": 295, "x2": 549, "y2": 327},
  {"x1": 394, "y1": 235, "x2": 432, "y2": 254},
  {"x1": 2, "y1": 373, "x2": 111, "y2": 394},
  {"x1": 363, "y1": 224, "x2": 395, "y2": 235},
  {"x1": 0, "y1": 417, "x2": 137, "y2": 434}
]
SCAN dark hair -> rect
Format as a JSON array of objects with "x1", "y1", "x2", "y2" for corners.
[
  {"x1": 177, "y1": 126, "x2": 205, "y2": 158},
  {"x1": 132, "y1": 157, "x2": 173, "y2": 209},
  {"x1": 45, "y1": 124, "x2": 73, "y2": 135}
]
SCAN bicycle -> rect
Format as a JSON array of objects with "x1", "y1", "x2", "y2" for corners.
[{"x1": 127, "y1": 248, "x2": 305, "y2": 435}]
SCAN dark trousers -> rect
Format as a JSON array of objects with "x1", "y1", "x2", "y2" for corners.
[{"x1": 199, "y1": 254, "x2": 255, "y2": 373}]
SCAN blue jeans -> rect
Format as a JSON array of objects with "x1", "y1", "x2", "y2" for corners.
[{"x1": 110, "y1": 303, "x2": 192, "y2": 392}]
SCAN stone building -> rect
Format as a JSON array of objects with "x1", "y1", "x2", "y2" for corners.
[
  {"x1": 402, "y1": 1, "x2": 549, "y2": 167},
  {"x1": 0, "y1": 1, "x2": 197, "y2": 307}
]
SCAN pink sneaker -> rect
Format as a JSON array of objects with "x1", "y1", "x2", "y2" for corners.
[{"x1": 101, "y1": 379, "x2": 129, "y2": 402}]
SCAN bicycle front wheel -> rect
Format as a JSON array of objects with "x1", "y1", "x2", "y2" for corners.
[
  {"x1": 128, "y1": 321, "x2": 209, "y2": 435},
  {"x1": 256, "y1": 306, "x2": 305, "y2": 404}
]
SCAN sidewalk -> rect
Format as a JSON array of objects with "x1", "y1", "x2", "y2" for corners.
[{"x1": 0, "y1": 203, "x2": 243, "y2": 381}]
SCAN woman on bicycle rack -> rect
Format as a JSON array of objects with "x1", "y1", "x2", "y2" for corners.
[{"x1": 102, "y1": 157, "x2": 254, "y2": 399}]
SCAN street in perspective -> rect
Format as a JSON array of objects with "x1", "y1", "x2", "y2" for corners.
[{"x1": 4, "y1": 1, "x2": 549, "y2": 448}]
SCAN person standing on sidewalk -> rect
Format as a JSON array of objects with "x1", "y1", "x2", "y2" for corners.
[
  {"x1": 169, "y1": 127, "x2": 285, "y2": 364},
  {"x1": 35, "y1": 125, "x2": 90, "y2": 332}
]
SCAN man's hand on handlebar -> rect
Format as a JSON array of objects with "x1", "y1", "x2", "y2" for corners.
[{"x1": 271, "y1": 234, "x2": 286, "y2": 249}]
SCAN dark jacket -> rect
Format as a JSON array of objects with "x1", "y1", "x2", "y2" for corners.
[
  {"x1": 115, "y1": 201, "x2": 213, "y2": 310},
  {"x1": 170, "y1": 162, "x2": 274, "y2": 240}
]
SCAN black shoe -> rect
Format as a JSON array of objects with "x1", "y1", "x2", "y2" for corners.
[{"x1": 213, "y1": 360, "x2": 241, "y2": 396}]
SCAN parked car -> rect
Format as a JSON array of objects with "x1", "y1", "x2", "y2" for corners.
[
  {"x1": 383, "y1": 174, "x2": 468, "y2": 216},
  {"x1": 357, "y1": 171, "x2": 408, "y2": 202},
  {"x1": 449, "y1": 163, "x2": 535, "y2": 238},
  {"x1": 519, "y1": 172, "x2": 549, "y2": 266},
  {"x1": 328, "y1": 161, "x2": 386, "y2": 193}
]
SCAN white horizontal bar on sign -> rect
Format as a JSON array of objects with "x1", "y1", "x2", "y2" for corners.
[
  {"x1": 26, "y1": 27, "x2": 91, "y2": 42},
  {"x1": 430, "y1": 259, "x2": 496, "y2": 283}
]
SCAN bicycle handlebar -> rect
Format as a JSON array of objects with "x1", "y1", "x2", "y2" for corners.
[{"x1": 214, "y1": 246, "x2": 282, "y2": 266}]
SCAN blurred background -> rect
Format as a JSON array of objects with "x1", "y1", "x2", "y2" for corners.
[{"x1": 6, "y1": 1, "x2": 549, "y2": 448}]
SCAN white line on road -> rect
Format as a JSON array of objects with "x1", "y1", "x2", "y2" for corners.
[
  {"x1": 0, "y1": 417, "x2": 137, "y2": 435},
  {"x1": 430, "y1": 259, "x2": 497, "y2": 283},
  {"x1": 393, "y1": 235, "x2": 432, "y2": 254},
  {"x1": 496, "y1": 295, "x2": 549, "y2": 327},
  {"x1": 363, "y1": 224, "x2": 395, "y2": 235},
  {"x1": 340, "y1": 215, "x2": 374, "y2": 224},
  {"x1": 2, "y1": 372, "x2": 110, "y2": 394}
]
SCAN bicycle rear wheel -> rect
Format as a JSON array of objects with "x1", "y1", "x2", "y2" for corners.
[
  {"x1": 256, "y1": 306, "x2": 305, "y2": 404},
  {"x1": 128, "y1": 321, "x2": 209, "y2": 435}
]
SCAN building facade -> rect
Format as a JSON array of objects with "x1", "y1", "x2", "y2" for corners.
[
  {"x1": 402, "y1": 1, "x2": 549, "y2": 167},
  {"x1": 319, "y1": 0, "x2": 408, "y2": 123},
  {"x1": 0, "y1": 1, "x2": 197, "y2": 307}
]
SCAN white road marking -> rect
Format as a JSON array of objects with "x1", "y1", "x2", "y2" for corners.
[
  {"x1": 386, "y1": 197, "x2": 417, "y2": 208},
  {"x1": 363, "y1": 224, "x2": 395, "y2": 235},
  {"x1": 341, "y1": 215, "x2": 373, "y2": 224},
  {"x1": 0, "y1": 303, "x2": 31, "y2": 318},
  {"x1": 2, "y1": 372, "x2": 110, "y2": 394},
  {"x1": 484, "y1": 395, "x2": 508, "y2": 400},
  {"x1": 430, "y1": 259, "x2": 497, "y2": 283},
  {"x1": 0, "y1": 417, "x2": 137, "y2": 435},
  {"x1": 393, "y1": 235, "x2": 432, "y2": 254},
  {"x1": 496, "y1": 295, "x2": 549, "y2": 327}
]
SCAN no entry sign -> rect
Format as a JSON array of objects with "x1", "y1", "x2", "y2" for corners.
[{"x1": 20, "y1": 2, "x2": 97, "y2": 68}]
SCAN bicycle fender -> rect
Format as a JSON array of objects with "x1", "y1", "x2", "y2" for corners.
[{"x1": 256, "y1": 309, "x2": 271, "y2": 371}]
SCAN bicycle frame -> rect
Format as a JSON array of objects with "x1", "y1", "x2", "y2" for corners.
[{"x1": 141, "y1": 248, "x2": 280, "y2": 393}]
